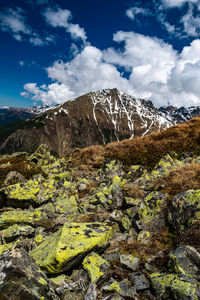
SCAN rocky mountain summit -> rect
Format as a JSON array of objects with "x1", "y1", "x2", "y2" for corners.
[
  {"x1": 1, "y1": 89, "x2": 200, "y2": 157},
  {"x1": 0, "y1": 88, "x2": 173, "y2": 155},
  {"x1": 0, "y1": 118, "x2": 200, "y2": 299}
]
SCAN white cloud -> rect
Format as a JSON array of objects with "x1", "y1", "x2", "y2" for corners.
[
  {"x1": 126, "y1": 7, "x2": 152, "y2": 20},
  {"x1": 22, "y1": 31, "x2": 200, "y2": 108},
  {"x1": 29, "y1": 33, "x2": 55, "y2": 46},
  {"x1": 161, "y1": 0, "x2": 198, "y2": 8},
  {"x1": 180, "y1": 3, "x2": 200, "y2": 37},
  {"x1": 0, "y1": 7, "x2": 55, "y2": 46},
  {"x1": 0, "y1": 8, "x2": 31, "y2": 40},
  {"x1": 21, "y1": 82, "x2": 74, "y2": 104},
  {"x1": 43, "y1": 7, "x2": 87, "y2": 42},
  {"x1": 155, "y1": 0, "x2": 200, "y2": 38}
]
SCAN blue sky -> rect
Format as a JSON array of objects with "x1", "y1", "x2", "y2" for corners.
[{"x1": 0, "y1": 0, "x2": 200, "y2": 108}]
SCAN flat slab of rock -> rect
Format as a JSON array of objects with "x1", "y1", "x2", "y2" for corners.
[
  {"x1": 30, "y1": 222, "x2": 114, "y2": 274},
  {"x1": 0, "y1": 209, "x2": 48, "y2": 229},
  {"x1": 0, "y1": 178, "x2": 58, "y2": 208}
]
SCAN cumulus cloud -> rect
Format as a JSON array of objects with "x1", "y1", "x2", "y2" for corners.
[
  {"x1": 21, "y1": 82, "x2": 74, "y2": 105},
  {"x1": 43, "y1": 7, "x2": 87, "y2": 42},
  {"x1": 0, "y1": 8, "x2": 31, "y2": 40},
  {"x1": 21, "y1": 31, "x2": 200, "y2": 108}
]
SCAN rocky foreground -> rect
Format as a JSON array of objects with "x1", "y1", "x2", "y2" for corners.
[{"x1": 0, "y1": 142, "x2": 200, "y2": 299}]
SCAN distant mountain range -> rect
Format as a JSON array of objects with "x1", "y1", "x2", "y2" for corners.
[
  {"x1": 0, "y1": 104, "x2": 55, "y2": 126},
  {"x1": 0, "y1": 88, "x2": 200, "y2": 155}
]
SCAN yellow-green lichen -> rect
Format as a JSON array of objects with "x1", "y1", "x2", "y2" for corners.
[
  {"x1": 0, "y1": 242, "x2": 15, "y2": 256},
  {"x1": 0, "y1": 210, "x2": 47, "y2": 229},
  {"x1": 82, "y1": 252, "x2": 109, "y2": 283},
  {"x1": 38, "y1": 277, "x2": 48, "y2": 285},
  {"x1": 1, "y1": 224, "x2": 34, "y2": 241},
  {"x1": 30, "y1": 222, "x2": 114, "y2": 274}
]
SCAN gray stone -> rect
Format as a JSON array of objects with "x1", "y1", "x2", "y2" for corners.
[
  {"x1": 129, "y1": 272, "x2": 149, "y2": 291},
  {"x1": 168, "y1": 246, "x2": 200, "y2": 280},
  {"x1": 120, "y1": 254, "x2": 140, "y2": 271}
]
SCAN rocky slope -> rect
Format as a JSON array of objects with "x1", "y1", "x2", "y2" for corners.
[
  {"x1": 0, "y1": 88, "x2": 173, "y2": 155},
  {"x1": 0, "y1": 118, "x2": 200, "y2": 299}
]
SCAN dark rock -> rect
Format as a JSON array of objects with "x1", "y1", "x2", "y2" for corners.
[
  {"x1": 168, "y1": 246, "x2": 200, "y2": 280},
  {"x1": 169, "y1": 189, "x2": 200, "y2": 232},
  {"x1": 129, "y1": 272, "x2": 150, "y2": 291},
  {"x1": 0, "y1": 248, "x2": 58, "y2": 300}
]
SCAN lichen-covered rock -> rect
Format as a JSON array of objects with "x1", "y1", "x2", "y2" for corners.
[
  {"x1": 1, "y1": 223, "x2": 35, "y2": 242},
  {"x1": 29, "y1": 144, "x2": 67, "y2": 175},
  {"x1": 0, "y1": 249, "x2": 58, "y2": 300},
  {"x1": 169, "y1": 189, "x2": 200, "y2": 231},
  {"x1": 126, "y1": 165, "x2": 145, "y2": 180},
  {"x1": 129, "y1": 272, "x2": 149, "y2": 291},
  {"x1": 0, "y1": 209, "x2": 48, "y2": 229},
  {"x1": 137, "y1": 191, "x2": 168, "y2": 231},
  {"x1": 0, "y1": 177, "x2": 58, "y2": 208},
  {"x1": 168, "y1": 246, "x2": 200, "y2": 280},
  {"x1": 120, "y1": 254, "x2": 140, "y2": 271},
  {"x1": 0, "y1": 241, "x2": 17, "y2": 256},
  {"x1": 102, "y1": 278, "x2": 136, "y2": 298},
  {"x1": 3, "y1": 171, "x2": 25, "y2": 186},
  {"x1": 136, "y1": 154, "x2": 183, "y2": 188},
  {"x1": 30, "y1": 222, "x2": 114, "y2": 274},
  {"x1": 83, "y1": 252, "x2": 109, "y2": 283},
  {"x1": 137, "y1": 230, "x2": 151, "y2": 245},
  {"x1": 53, "y1": 194, "x2": 79, "y2": 220},
  {"x1": 150, "y1": 273, "x2": 200, "y2": 299}
]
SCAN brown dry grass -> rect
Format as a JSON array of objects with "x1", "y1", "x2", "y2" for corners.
[
  {"x1": 0, "y1": 156, "x2": 46, "y2": 188},
  {"x1": 71, "y1": 117, "x2": 200, "y2": 170},
  {"x1": 154, "y1": 163, "x2": 200, "y2": 196},
  {"x1": 122, "y1": 183, "x2": 144, "y2": 198}
]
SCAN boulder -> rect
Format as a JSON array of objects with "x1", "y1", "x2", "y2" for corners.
[
  {"x1": 30, "y1": 222, "x2": 114, "y2": 274},
  {"x1": 0, "y1": 209, "x2": 48, "y2": 229},
  {"x1": 120, "y1": 254, "x2": 140, "y2": 271},
  {"x1": 168, "y1": 246, "x2": 200, "y2": 280},
  {"x1": 129, "y1": 272, "x2": 149, "y2": 291},
  {"x1": 102, "y1": 278, "x2": 136, "y2": 298},
  {"x1": 83, "y1": 252, "x2": 109, "y2": 283},
  {"x1": 150, "y1": 273, "x2": 200, "y2": 299},
  {"x1": 169, "y1": 189, "x2": 200, "y2": 231},
  {"x1": 137, "y1": 191, "x2": 168, "y2": 231},
  {"x1": 0, "y1": 177, "x2": 58, "y2": 208},
  {"x1": 0, "y1": 249, "x2": 58, "y2": 300},
  {"x1": 1, "y1": 224, "x2": 35, "y2": 243}
]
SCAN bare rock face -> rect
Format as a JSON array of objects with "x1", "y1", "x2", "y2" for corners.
[{"x1": 0, "y1": 88, "x2": 172, "y2": 155}]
